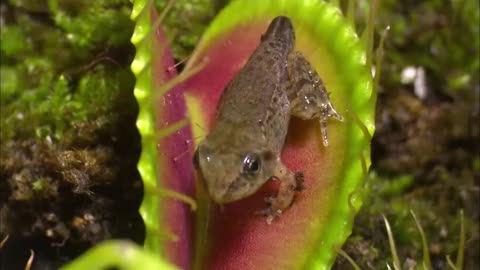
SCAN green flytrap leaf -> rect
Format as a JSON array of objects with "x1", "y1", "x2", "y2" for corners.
[
  {"x1": 63, "y1": 0, "x2": 375, "y2": 269},
  {"x1": 61, "y1": 240, "x2": 178, "y2": 270}
]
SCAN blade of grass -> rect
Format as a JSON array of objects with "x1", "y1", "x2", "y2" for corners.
[
  {"x1": 446, "y1": 255, "x2": 459, "y2": 270},
  {"x1": 0, "y1": 234, "x2": 9, "y2": 248},
  {"x1": 456, "y1": 209, "x2": 465, "y2": 270},
  {"x1": 410, "y1": 210, "x2": 432, "y2": 270},
  {"x1": 361, "y1": 0, "x2": 378, "y2": 69},
  {"x1": 25, "y1": 250, "x2": 34, "y2": 270},
  {"x1": 338, "y1": 249, "x2": 363, "y2": 270},
  {"x1": 383, "y1": 214, "x2": 402, "y2": 270},
  {"x1": 370, "y1": 25, "x2": 389, "y2": 105}
]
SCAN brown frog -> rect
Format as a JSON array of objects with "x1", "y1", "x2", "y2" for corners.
[{"x1": 194, "y1": 16, "x2": 343, "y2": 223}]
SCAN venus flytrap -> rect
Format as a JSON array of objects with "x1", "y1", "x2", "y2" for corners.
[
  {"x1": 183, "y1": 1, "x2": 376, "y2": 268},
  {"x1": 62, "y1": 240, "x2": 178, "y2": 270},
  {"x1": 62, "y1": 0, "x2": 378, "y2": 269}
]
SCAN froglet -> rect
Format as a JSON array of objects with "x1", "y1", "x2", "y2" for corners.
[{"x1": 194, "y1": 16, "x2": 343, "y2": 223}]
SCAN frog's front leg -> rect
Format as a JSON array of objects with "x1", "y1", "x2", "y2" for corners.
[
  {"x1": 258, "y1": 163, "x2": 304, "y2": 224},
  {"x1": 286, "y1": 51, "x2": 343, "y2": 146}
]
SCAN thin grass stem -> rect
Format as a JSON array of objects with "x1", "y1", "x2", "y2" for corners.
[
  {"x1": 383, "y1": 214, "x2": 402, "y2": 270},
  {"x1": 410, "y1": 210, "x2": 432, "y2": 270}
]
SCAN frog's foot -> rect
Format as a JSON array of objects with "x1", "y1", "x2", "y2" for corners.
[
  {"x1": 256, "y1": 165, "x2": 304, "y2": 224},
  {"x1": 286, "y1": 51, "x2": 344, "y2": 147},
  {"x1": 255, "y1": 206, "x2": 283, "y2": 225},
  {"x1": 263, "y1": 195, "x2": 276, "y2": 204},
  {"x1": 318, "y1": 98, "x2": 344, "y2": 147}
]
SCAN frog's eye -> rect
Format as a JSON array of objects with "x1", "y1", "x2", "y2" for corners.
[{"x1": 242, "y1": 154, "x2": 261, "y2": 175}]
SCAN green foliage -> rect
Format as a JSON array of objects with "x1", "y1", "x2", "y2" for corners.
[
  {"x1": 379, "y1": 0, "x2": 479, "y2": 95},
  {"x1": 0, "y1": 25, "x2": 31, "y2": 56},
  {"x1": 1, "y1": 64, "x2": 133, "y2": 143},
  {"x1": 1, "y1": 0, "x2": 135, "y2": 144},
  {"x1": 154, "y1": 0, "x2": 229, "y2": 61},
  {"x1": 381, "y1": 210, "x2": 465, "y2": 270},
  {"x1": 49, "y1": 0, "x2": 134, "y2": 50},
  {"x1": 8, "y1": 0, "x2": 49, "y2": 12},
  {"x1": 337, "y1": 170, "x2": 477, "y2": 269}
]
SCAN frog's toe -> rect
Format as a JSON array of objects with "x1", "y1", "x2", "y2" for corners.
[
  {"x1": 266, "y1": 213, "x2": 278, "y2": 225},
  {"x1": 264, "y1": 195, "x2": 276, "y2": 205},
  {"x1": 327, "y1": 102, "x2": 344, "y2": 122},
  {"x1": 255, "y1": 207, "x2": 282, "y2": 224},
  {"x1": 320, "y1": 120, "x2": 329, "y2": 147},
  {"x1": 330, "y1": 109, "x2": 344, "y2": 122}
]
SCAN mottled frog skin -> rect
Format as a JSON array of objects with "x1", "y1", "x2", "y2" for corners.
[{"x1": 194, "y1": 16, "x2": 343, "y2": 223}]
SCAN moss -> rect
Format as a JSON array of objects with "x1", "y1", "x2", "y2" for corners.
[
  {"x1": 335, "y1": 173, "x2": 478, "y2": 269},
  {"x1": 1, "y1": 0, "x2": 143, "y2": 268},
  {"x1": 378, "y1": 0, "x2": 479, "y2": 96},
  {"x1": 8, "y1": 0, "x2": 50, "y2": 12},
  {"x1": 49, "y1": 0, "x2": 134, "y2": 50},
  {"x1": 334, "y1": 0, "x2": 479, "y2": 269}
]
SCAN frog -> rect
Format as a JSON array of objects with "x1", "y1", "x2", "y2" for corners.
[{"x1": 193, "y1": 16, "x2": 343, "y2": 224}]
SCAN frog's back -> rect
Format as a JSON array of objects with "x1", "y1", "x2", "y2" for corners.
[{"x1": 212, "y1": 17, "x2": 295, "y2": 149}]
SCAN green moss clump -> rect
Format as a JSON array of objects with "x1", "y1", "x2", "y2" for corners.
[
  {"x1": 377, "y1": 0, "x2": 479, "y2": 96},
  {"x1": 0, "y1": 0, "x2": 143, "y2": 268},
  {"x1": 49, "y1": 0, "x2": 134, "y2": 50}
]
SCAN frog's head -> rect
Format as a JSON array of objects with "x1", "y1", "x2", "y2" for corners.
[
  {"x1": 194, "y1": 141, "x2": 276, "y2": 203},
  {"x1": 261, "y1": 16, "x2": 295, "y2": 51}
]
